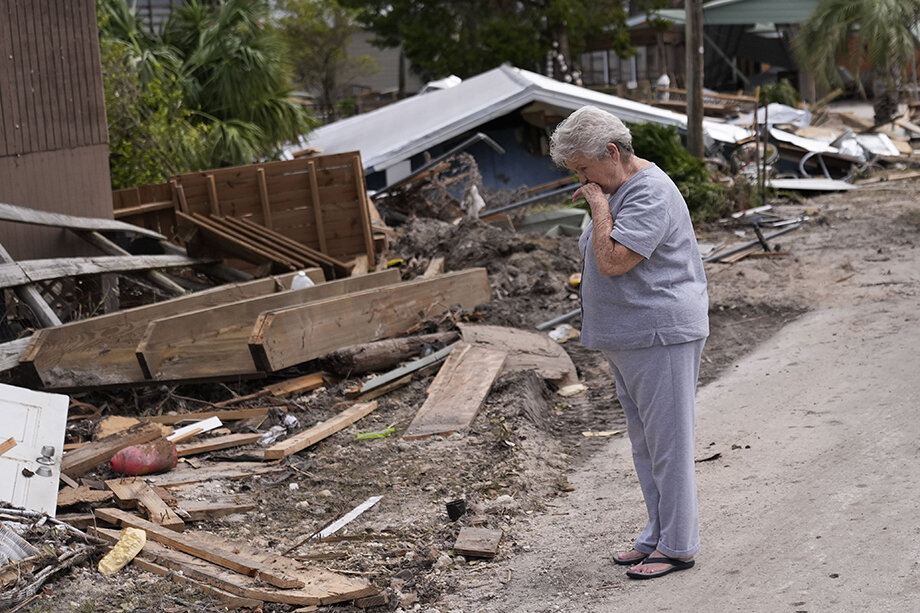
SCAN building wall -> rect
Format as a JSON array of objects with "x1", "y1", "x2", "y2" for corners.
[{"x1": 0, "y1": 0, "x2": 111, "y2": 259}]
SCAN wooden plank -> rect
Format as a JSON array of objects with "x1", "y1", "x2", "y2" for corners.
[
  {"x1": 137, "y1": 269, "x2": 400, "y2": 382},
  {"x1": 452, "y1": 527, "x2": 502, "y2": 558},
  {"x1": 351, "y1": 155, "x2": 376, "y2": 263},
  {"x1": 104, "y1": 477, "x2": 185, "y2": 530},
  {"x1": 0, "y1": 240, "x2": 61, "y2": 327},
  {"x1": 458, "y1": 324, "x2": 579, "y2": 386},
  {"x1": 111, "y1": 199, "x2": 174, "y2": 219},
  {"x1": 227, "y1": 217, "x2": 351, "y2": 278},
  {"x1": 78, "y1": 230, "x2": 186, "y2": 296},
  {"x1": 94, "y1": 507, "x2": 305, "y2": 589},
  {"x1": 92, "y1": 529, "x2": 266, "y2": 608},
  {"x1": 175, "y1": 432, "x2": 262, "y2": 457},
  {"x1": 306, "y1": 160, "x2": 327, "y2": 253},
  {"x1": 93, "y1": 526, "x2": 376, "y2": 606},
  {"x1": 0, "y1": 337, "x2": 31, "y2": 373},
  {"x1": 178, "y1": 499, "x2": 256, "y2": 520},
  {"x1": 206, "y1": 174, "x2": 220, "y2": 216},
  {"x1": 61, "y1": 421, "x2": 163, "y2": 478},
  {"x1": 256, "y1": 168, "x2": 273, "y2": 229},
  {"x1": 263, "y1": 372, "x2": 329, "y2": 397},
  {"x1": 142, "y1": 462, "x2": 285, "y2": 488},
  {"x1": 0, "y1": 201, "x2": 165, "y2": 239},
  {"x1": 249, "y1": 268, "x2": 490, "y2": 373},
  {"x1": 263, "y1": 401, "x2": 378, "y2": 460},
  {"x1": 0, "y1": 254, "x2": 201, "y2": 289},
  {"x1": 402, "y1": 343, "x2": 506, "y2": 440},
  {"x1": 179, "y1": 211, "x2": 300, "y2": 271},
  {"x1": 18, "y1": 271, "x2": 318, "y2": 390},
  {"x1": 144, "y1": 407, "x2": 275, "y2": 425},
  {"x1": 57, "y1": 484, "x2": 113, "y2": 507}
]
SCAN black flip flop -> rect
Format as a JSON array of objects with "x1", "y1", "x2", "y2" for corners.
[
  {"x1": 613, "y1": 550, "x2": 649, "y2": 566},
  {"x1": 625, "y1": 556, "x2": 695, "y2": 579}
]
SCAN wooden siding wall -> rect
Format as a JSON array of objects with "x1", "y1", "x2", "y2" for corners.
[{"x1": 0, "y1": 0, "x2": 111, "y2": 259}]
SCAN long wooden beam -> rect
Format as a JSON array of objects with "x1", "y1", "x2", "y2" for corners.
[
  {"x1": 0, "y1": 201, "x2": 165, "y2": 239},
  {"x1": 249, "y1": 268, "x2": 491, "y2": 373},
  {"x1": 18, "y1": 269, "x2": 323, "y2": 390},
  {"x1": 136, "y1": 269, "x2": 400, "y2": 382},
  {"x1": 0, "y1": 254, "x2": 202, "y2": 289}
]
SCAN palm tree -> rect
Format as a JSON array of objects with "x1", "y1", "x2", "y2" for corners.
[{"x1": 794, "y1": 0, "x2": 920, "y2": 125}]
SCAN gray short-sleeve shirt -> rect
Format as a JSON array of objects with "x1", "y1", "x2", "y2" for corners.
[{"x1": 577, "y1": 164, "x2": 709, "y2": 350}]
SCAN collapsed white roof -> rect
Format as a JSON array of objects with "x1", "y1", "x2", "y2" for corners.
[{"x1": 285, "y1": 65, "x2": 751, "y2": 173}]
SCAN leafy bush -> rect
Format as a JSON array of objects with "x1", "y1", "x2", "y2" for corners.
[
  {"x1": 628, "y1": 122, "x2": 731, "y2": 221},
  {"x1": 758, "y1": 79, "x2": 801, "y2": 107}
]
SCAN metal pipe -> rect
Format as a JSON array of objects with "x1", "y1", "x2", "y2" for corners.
[
  {"x1": 703, "y1": 224, "x2": 802, "y2": 263},
  {"x1": 535, "y1": 308, "x2": 581, "y2": 331},
  {"x1": 479, "y1": 183, "x2": 580, "y2": 217}
]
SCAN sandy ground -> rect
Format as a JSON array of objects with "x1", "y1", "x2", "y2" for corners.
[{"x1": 433, "y1": 181, "x2": 920, "y2": 612}]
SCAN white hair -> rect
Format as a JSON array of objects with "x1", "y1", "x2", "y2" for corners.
[{"x1": 549, "y1": 106, "x2": 634, "y2": 166}]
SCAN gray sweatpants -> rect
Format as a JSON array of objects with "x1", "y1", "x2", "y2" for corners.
[{"x1": 604, "y1": 338, "x2": 705, "y2": 558}]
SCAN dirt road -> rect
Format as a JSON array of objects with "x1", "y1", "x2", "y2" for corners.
[{"x1": 439, "y1": 184, "x2": 920, "y2": 612}]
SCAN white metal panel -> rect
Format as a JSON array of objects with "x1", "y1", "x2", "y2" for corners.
[{"x1": 0, "y1": 383, "x2": 69, "y2": 516}]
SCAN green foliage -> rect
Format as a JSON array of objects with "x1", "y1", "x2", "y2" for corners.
[
  {"x1": 337, "y1": 0, "x2": 632, "y2": 81},
  {"x1": 98, "y1": 0, "x2": 316, "y2": 188},
  {"x1": 277, "y1": 0, "x2": 377, "y2": 121},
  {"x1": 793, "y1": 0, "x2": 920, "y2": 123},
  {"x1": 629, "y1": 122, "x2": 731, "y2": 221},
  {"x1": 98, "y1": 2, "x2": 210, "y2": 189},
  {"x1": 759, "y1": 79, "x2": 801, "y2": 107}
]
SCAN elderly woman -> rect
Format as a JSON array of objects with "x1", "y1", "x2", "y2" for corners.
[{"x1": 550, "y1": 106, "x2": 709, "y2": 580}]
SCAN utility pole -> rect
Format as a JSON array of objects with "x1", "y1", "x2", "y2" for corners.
[{"x1": 686, "y1": 0, "x2": 704, "y2": 157}]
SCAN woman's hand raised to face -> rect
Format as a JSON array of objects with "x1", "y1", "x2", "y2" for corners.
[{"x1": 573, "y1": 182, "x2": 609, "y2": 217}]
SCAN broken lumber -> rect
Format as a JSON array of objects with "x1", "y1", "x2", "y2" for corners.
[
  {"x1": 56, "y1": 485, "x2": 113, "y2": 507},
  {"x1": 94, "y1": 507, "x2": 304, "y2": 588},
  {"x1": 263, "y1": 372, "x2": 330, "y2": 397},
  {"x1": 0, "y1": 255, "x2": 204, "y2": 290},
  {"x1": 175, "y1": 432, "x2": 262, "y2": 457},
  {"x1": 104, "y1": 477, "x2": 185, "y2": 530},
  {"x1": 402, "y1": 343, "x2": 506, "y2": 440},
  {"x1": 0, "y1": 201, "x2": 165, "y2": 240},
  {"x1": 19, "y1": 269, "x2": 323, "y2": 390},
  {"x1": 178, "y1": 499, "x2": 256, "y2": 520},
  {"x1": 61, "y1": 421, "x2": 163, "y2": 478},
  {"x1": 458, "y1": 324, "x2": 579, "y2": 387},
  {"x1": 263, "y1": 401, "x2": 378, "y2": 460},
  {"x1": 136, "y1": 269, "x2": 400, "y2": 382},
  {"x1": 453, "y1": 527, "x2": 502, "y2": 558},
  {"x1": 93, "y1": 526, "x2": 377, "y2": 606},
  {"x1": 325, "y1": 331, "x2": 459, "y2": 376},
  {"x1": 249, "y1": 268, "x2": 490, "y2": 373},
  {"x1": 142, "y1": 461, "x2": 285, "y2": 487},
  {"x1": 145, "y1": 406, "x2": 277, "y2": 425}
]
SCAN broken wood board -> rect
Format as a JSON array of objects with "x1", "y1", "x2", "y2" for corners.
[
  {"x1": 178, "y1": 498, "x2": 256, "y2": 520},
  {"x1": 93, "y1": 528, "x2": 264, "y2": 608},
  {"x1": 0, "y1": 254, "x2": 204, "y2": 290},
  {"x1": 137, "y1": 269, "x2": 399, "y2": 382},
  {"x1": 61, "y1": 421, "x2": 163, "y2": 478},
  {"x1": 263, "y1": 372, "x2": 329, "y2": 397},
  {"x1": 94, "y1": 507, "x2": 303, "y2": 588},
  {"x1": 458, "y1": 324, "x2": 579, "y2": 387},
  {"x1": 263, "y1": 401, "x2": 378, "y2": 460},
  {"x1": 402, "y1": 343, "x2": 506, "y2": 440},
  {"x1": 0, "y1": 201, "x2": 166, "y2": 240},
  {"x1": 0, "y1": 337, "x2": 32, "y2": 373},
  {"x1": 175, "y1": 432, "x2": 262, "y2": 457},
  {"x1": 452, "y1": 527, "x2": 502, "y2": 558},
  {"x1": 144, "y1": 406, "x2": 278, "y2": 425},
  {"x1": 56, "y1": 485, "x2": 113, "y2": 507},
  {"x1": 18, "y1": 270, "x2": 322, "y2": 390},
  {"x1": 92, "y1": 526, "x2": 377, "y2": 606},
  {"x1": 141, "y1": 461, "x2": 286, "y2": 488},
  {"x1": 104, "y1": 477, "x2": 185, "y2": 530},
  {"x1": 250, "y1": 268, "x2": 491, "y2": 373}
]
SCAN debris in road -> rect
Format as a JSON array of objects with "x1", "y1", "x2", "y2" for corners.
[{"x1": 453, "y1": 527, "x2": 502, "y2": 558}]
